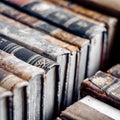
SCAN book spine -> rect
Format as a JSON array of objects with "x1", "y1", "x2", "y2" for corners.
[
  {"x1": 0, "y1": 3, "x2": 89, "y2": 48},
  {"x1": 0, "y1": 36, "x2": 56, "y2": 72},
  {"x1": 23, "y1": 1, "x2": 100, "y2": 39}
]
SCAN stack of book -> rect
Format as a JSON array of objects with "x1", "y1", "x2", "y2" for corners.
[{"x1": 0, "y1": 0, "x2": 119, "y2": 120}]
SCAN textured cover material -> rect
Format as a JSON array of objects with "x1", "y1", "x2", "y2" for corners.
[
  {"x1": 0, "y1": 14, "x2": 76, "y2": 111},
  {"x1": 0, "y1": 2, "x2": 88, "y2": 48},
  {"x1": 0, "y1": 50, "x2": 45, "y2": 120},
  {"x1": 1, "y1": 0, "x2": 106, "y2": 77},
  {"x1": 0, "y1": 36, "x2": 58, "y2": 73},
  {"x1": 0, "y1": 3, "x2": 89, "y2": 101},
  {"x1": 0, "y1": 67, "x2": 28, "y2": 120},
  {"x1": 48, "y1": 0, "x2": 118, "y2": 64},
  {"x1": 0, "y1": 2, "x2": 89, "y2": 102},
  {"x1": 60, "y1": 96, "x2": 115, "y2": 120},
  {"x1": 0, "y1": 36, "x2": 61, "y2": 120},
  {"x1": 107, "y1": 64, "x2": 120, "y2": 78},
  {"x1": 80, "y1": 71, "x2": 120, "y2": 110}
]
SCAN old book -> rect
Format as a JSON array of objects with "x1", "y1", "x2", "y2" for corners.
[
  {"x1": 0, "y1": 36, "x2": 61, "y2": 120},
  {"x1": 0, "y1": 14, "x2": 78, "y2": 110},
  {"x1": 3, "y1": 0, "x2": 107, "y2": 77},
  {"x1": 47, "y1": 0, "x2": 118, "y2": 65},
  {"x1": 0, "y1": 68, "x2": 28, "y2": 120},
  {"x1": 80, "y1": 71, "x2": 120, "y2": 110},
  {"x1": 0, "y1": 3, "x2": 89, "y2": 101},
  {"x1": 73, "y1": 0, "x2": 120, "y2": 17},
  {"x1": 59, "y1": 95, "x2": 120, "y2": 120},
  {"x1": 107, "y1": 64, "x2": 120, "y2": 78},
  {"x1": 0, "y1": 50, "x2": 45, "y2": 120},
  {"x1": 0, "y1": 86, "x2": 12, "y2": 120},
  {"x1": 0, "y1": 14, "x2": 70, "y2": 111}
]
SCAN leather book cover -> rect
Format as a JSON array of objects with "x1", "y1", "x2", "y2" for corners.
[{"x1": 80, "y1": 71, "x2": 120, "y2": 110}]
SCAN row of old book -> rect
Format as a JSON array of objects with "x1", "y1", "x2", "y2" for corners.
[
  {"x1": 0, "y1": 0, "x2": 119, "y2": 120},
  {"x1": 57, "y1": 64, "x2": 120, "y2": 120}
]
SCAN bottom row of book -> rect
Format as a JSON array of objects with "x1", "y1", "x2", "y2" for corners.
[{"x1": 57, "y1": 65, "x2": 120, "y2": 120}]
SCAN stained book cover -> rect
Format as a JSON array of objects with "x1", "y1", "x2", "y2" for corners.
[
  {"x1": 73, "y1": 0, "x2": 120, "y2": 17},
  {"x1": 107, "y1": 64, "x2": 120, "y2": 79},
  {"x1": 0, "y1": 14, "x2": 80, "y2": 112},
  {"x1": 0, "y1": 86, "x2": 12, "y2": 120},
  {"x1": 0, "y1": 3, "x2": 89, "y2": 102},
  {"x1": 59, "y1": 96, "x2": 120, "y2": 120},
  {"x1": 2, "y1": 0, "x2": 107, "y2": 77},
  {"x1": 80, "y1": 71, "x2": 120, "y2": 110},
  {"x1": 0, "y1": 36, "x2": 61, "y2": 120},
  {"x1": 0, "y1": 14, "x2": 71, "y2": 111},
  {"x1": 47, "y1": 0, "x2": 118, "y2": 65},
  {"x1": 0, "y1": 50, "x2": 45, "y2": 120},
  {"x1": 0, "y1": 67, "x2": 28, "y2": 120}
]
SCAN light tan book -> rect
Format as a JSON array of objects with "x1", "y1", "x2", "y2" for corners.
[
  {"x1": 0, "y1": 50, "x2": 45, "y2": 120},
  {"x1": 0, "y1": 86, "x2": 12, "y2": 120},
  {"x1": 0, "y1": 68, "x2": 28, "y2": 120}
]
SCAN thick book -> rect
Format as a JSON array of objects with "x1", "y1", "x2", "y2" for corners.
[
  {"x1": 107, "y1": 64, "x2": 120, "y2": 78},
  {"x1": 0, "y1": 3, "x2": 89, "y2": 101},
  {"x1": 0, "y1": 14, "x2": 71, "y2": 111},
  {"x1": 59, "y1": 95, "x2": 120, "y2": 120},
  {"x1": 0, "y1": 86, "x2": 12, "y2": 120},
  {"x1": 0, "y1": 68, "x2": 28, "y2": 120},
  {"x1": 73, "y1": 0, "x2": 120, "y2": 17},
  {"x1": 0, "y1": 36, "x2": 61, "y2": 120},
  {"x1": 0, "y1": 50, "x2": 45, "y2": 120},
  {"x1": 2, "y1": 0, "x2": 107, "y2": 77},
  {"x1": 80, "y1": 71, "x2": 120, "y2": 110},
  {"x1": 48, "y1": 0, "x2": 118, "y2": 65}
]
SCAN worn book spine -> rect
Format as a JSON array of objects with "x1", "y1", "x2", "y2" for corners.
[
  {"x1": 13, "y1": 0, "x2": 107, "y2": 76},
  {"x1": 80, "y1": 71, "x2": 120, "y2": 110},
  {"x1": 0, "y1": 68, "x2": 28, "y2": 120},
  {"x1": 0, "y1": 36, "x2": 61, "y2": 120},
  {"x1": 0, "y1": 86, "x2": 12, "y2": 120},
  {"x1": 0, "y1": 3, "x2": 89, "y2": 101},
  {"x1": 0, "y1": 2, "x2": 89, "y2": 48},
  {"x1": 0, "y1": 50, "x2": 45, "y2": 120},
  {"x1": 0, "y1": 13, "x2": 70, "y2": 111},
  {"x1": 1, "y1": 0, "x2": 106, "y2": 77},
  {"x1": 48, "y1": 0, "x2": 118, "y2": 64},
  {"x1": 107, "y1": 64, "x2": 120, "y2": 78}
]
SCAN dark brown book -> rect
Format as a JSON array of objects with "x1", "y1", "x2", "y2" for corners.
[
  {"x1": 73, "y1": 0, "x2": 120, "y2": 17},
  {"x1": 80, "y1": 71, "x2": 120, "y2": 110},
  {"x1": 59, "y1": 96, "x2": 120, "y2": 120},
  {"x1": 107, "y1": 64, "x2": 120, "y2": 78}
]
